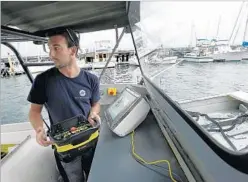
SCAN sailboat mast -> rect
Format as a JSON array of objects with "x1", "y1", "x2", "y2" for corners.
[
  {"x1": 215, "y1": 15, "x2": 221, "y2": 39},
  {"x1": 189, "y1": 21, "x2": 194, "y2": 47},
  {"x1": 229, "y1": 1, "x2": 244, "y2": 45},
  {"x1": 242, "y1": 3, "x2": 248, "y2": 42}
]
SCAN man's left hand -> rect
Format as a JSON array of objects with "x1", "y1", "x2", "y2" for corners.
[{"x1": 88, "y1": 112, "x2": 100, "y2": 127}]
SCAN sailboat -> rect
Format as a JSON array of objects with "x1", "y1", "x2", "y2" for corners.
[
  {"x1": 213, "y1": 1, "x2": 248, "y2": 62},
  {"x1": 241, "y1": 4, "x2": 248, "y2": 60}
]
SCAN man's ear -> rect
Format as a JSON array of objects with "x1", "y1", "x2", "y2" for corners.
[{"x1": 70, "y1": 47, "x2": 77, "y2": 56}]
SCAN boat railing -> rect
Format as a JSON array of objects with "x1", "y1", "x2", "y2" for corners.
[{"x1": 1, "y1": 135, "x2": 31, "y2": 164}]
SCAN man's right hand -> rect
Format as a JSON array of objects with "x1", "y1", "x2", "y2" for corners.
[{"x1": 36, "y1": 127, "x2": 53, "y2": 147}]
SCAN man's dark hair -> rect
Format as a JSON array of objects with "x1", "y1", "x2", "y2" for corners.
[{"x1": 46, "y1": 27, "x2": 80, "y2": 52}]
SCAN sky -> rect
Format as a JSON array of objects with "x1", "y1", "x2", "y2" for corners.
[
  {"x1": 1, "y1": 1, "x2": 247, "y2": 58},
  {"x1": 139, "y1": 1, "x2": 247, "y2": 48}
]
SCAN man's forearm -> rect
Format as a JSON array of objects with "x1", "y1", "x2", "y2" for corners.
[
  {"x1": 29, "y1": 110, "x2": 44, "y2": 132},
  {"x1": 90, "y1": 102, "x2": 100, "y2": 115}
]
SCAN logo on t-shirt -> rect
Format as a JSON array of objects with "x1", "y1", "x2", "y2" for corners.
[{"x1": 79, "y1": 89, "x2": 86, "y2": 97}]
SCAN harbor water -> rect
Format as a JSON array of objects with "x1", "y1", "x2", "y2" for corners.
[{"x1": 1, "y1": 61, "x2": 248, "y2": 125}]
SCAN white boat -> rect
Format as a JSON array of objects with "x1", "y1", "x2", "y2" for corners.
[
  {"x1": 11, "y1": 62, "x2": 25, "y2": 75},
  {"x1": 184, "y1": 38, "x2": 214, "y2": 63},
  {"x1": 142, "y1": 49, "x2": 178, "y2": 65},
  {"x1": 211, "y1": 3, "x2": 248, "y2": 62},
  {"x1": 184, "y1": 52, "x2": 213, "y2": 63},
  {"x1": 78, "y1": 59, "x2": 116, "y2": 70},
  {"x1": 191, "y1": 40, "x2": 248, "y2": 62},
  {"x1": 84, "y1": 40, "x2": 128, "y2": 66},
  {"x1": 1, "y1": 60, "x2": 25, "y2": 76},
  {"x1": 179, "y1": 91, "x2": 248, "y2": 152},
  {"x1": 213, "y1": 51, "x2": 248, "y2": 62},
  {"x1": 242, "y1": 54, "x2": 248, "y2": 60},
  {"x1": 211, "y1": 40, "x2": 236, "y2": 61},
  {"x1": 145, "y1": 56, "x2": 178, "y2": 64},
  {"x1": 28, "y1": 60, "x2": 116, "y2": 74},
  {"x1": 162, "y1": 56, "x2": 178, "y2": 64},
  {"x1": 28, "y1": 64, "x2": 54, "y2": 74}
]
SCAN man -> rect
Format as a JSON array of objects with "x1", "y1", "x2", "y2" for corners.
[{"x1": 27, "y1": 28, "x2": 101, "y2": 182}]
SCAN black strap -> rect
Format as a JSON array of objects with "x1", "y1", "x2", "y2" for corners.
[{"x1": 54, "y1": 150, "x2": 70, "y2": 182}]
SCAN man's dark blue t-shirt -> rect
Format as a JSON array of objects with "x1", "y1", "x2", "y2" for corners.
[{"x1": 27, "y1": 67, "x2": 100, "y2": 124}]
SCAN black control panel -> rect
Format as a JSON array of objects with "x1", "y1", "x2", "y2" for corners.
[{"x1": 50, "y1": 115, "x2": 91, "y2": 141}]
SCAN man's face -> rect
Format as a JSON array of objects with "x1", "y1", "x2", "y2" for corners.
[{"x1": 48, "y1": 35, "x2": 76, "y2": 69}]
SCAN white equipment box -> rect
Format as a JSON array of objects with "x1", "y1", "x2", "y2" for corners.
[{"x1": 105, "y1": 87, "x2": 150, "y2": 137}]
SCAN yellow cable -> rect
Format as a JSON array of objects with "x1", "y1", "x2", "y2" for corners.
[{"x1": 131, "y1": 130, "x2": 178, "y2": 182}]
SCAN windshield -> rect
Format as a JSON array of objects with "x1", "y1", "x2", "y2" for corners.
[{"x1": 129, "y1": 1, "x2": 248, "y2": 153}]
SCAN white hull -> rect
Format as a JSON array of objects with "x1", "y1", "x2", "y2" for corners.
[
  {"x1": 78, "y1": 61, "x2": 116, "y2": 69},
  {"x1": 1, "y1": 63, "x2": 25, "y2": 76},
  {"x1": 13, "y1": 65, "x2": 25, "y2": 74},
  {"x1": 179, "y1": 91, "x2": 248, "y2": 152},
  {"x1": 213, "y1": 51, "x2": 248, "y2": 62},
  {"x1": 184, "y1": 57, "x2": 213, "y2": 63},
  {"x1": 162, "y1": 56, "x2": 177, "y2": 64},
  {"x1": 28, "y1": 66, "x2": 53, "y2": 74},
  {"x1": 146, "y1": 56, "x2": 178, "y2": 64},
  {"x1": 28, "y1": 62, "x2": 116, "y2": 74}
]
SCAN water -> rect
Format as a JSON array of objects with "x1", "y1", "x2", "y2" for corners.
[
  {"x1": 0, "y1": 65, "x2": 138, "y2": 124},
  {"x1": 1, "y1": 61, "x2": 248, "y2": 125},
  {"x1": 1, "y1": 74, "x2": 32, "y2": 124},
  {"x1": 153, "y1": 61, "x2": 248, "y2": 101}
]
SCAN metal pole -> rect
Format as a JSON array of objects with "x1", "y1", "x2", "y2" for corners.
[
  {"x1": 128, "y1": 22, "x2": 144, "y2": 76},
  {"x1": 114, "y1": 25, "x2": 119, "y2": 45},
  {"x1": 99, "y1": 28, "x2": 125, "y2": 81},
  {"x1": 43, "y1": 43, "x2": 49, "y2": 53}
]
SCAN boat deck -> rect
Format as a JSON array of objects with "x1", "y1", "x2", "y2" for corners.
[
  {"x1": 88, "y1": 109, "x2": 187, "y2": 182},
  {"x1": 1, "y1": 106, "x2": 188, "y2": 182}
]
